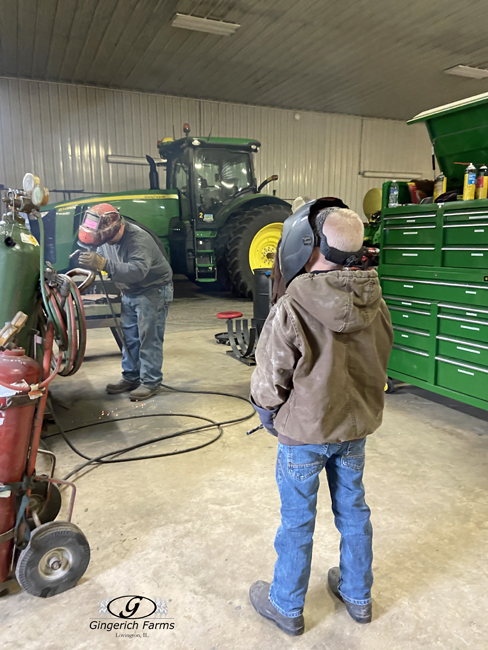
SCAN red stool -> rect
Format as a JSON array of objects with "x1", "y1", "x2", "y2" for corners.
[
  {"x1": 216, "y1": 311, "x2": 243, "y2": 320},
  {"x1": 215, "y1": 312, "x2": 243, "y2": 346}
]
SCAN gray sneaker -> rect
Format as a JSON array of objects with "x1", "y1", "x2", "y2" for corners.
[
  {"x1": 106, "y1": 378, "x2": 140, "y2": 394},
  {"x1": 129, "y1": 384, "x2": 160, "y2": 401},
  {"x1": 327, "y1": 567, "x2": 372, "y2": 624},
  {"x1": 249, "y1": 581, "x2": 304, "y2": 636}
]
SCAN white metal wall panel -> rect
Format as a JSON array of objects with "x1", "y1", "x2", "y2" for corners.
[{"x1": 0, "y1": 77, "x2": 432, "y2": 212}]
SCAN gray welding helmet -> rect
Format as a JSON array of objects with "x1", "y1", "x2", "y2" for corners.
[{"x1": 279, "y1": 197, "x2": 353, "y2": 283}]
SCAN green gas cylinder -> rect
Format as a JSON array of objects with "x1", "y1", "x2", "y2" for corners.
[{"x1": 0, "y1": 212, "x2": 40, "y2": 353}]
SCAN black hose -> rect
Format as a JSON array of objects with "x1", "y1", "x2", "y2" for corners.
[
  {"x1": 49, "y1": 268, "x2": 256, "y2": 481},
  {"x1": 48, "y1": 387, "x2": 255, "y2": 481}
]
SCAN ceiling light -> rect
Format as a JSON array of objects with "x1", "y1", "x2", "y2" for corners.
[
  {"x1": 171, "y1": 13, "x2": 240, "y2": 36},
  {"x1": 444, "y1": 65, "x2": 488, "y2": 80},
  {"x1": 359, "y1": 171, "x2": 422, "y2": 180},
  {"x1": 106, "y1": 155, "x2": 166, "y2": 165}
]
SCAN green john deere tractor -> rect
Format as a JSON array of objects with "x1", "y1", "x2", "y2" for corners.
[{"x1": 37, "y1": 128, "x2": 291, "y2": 297}]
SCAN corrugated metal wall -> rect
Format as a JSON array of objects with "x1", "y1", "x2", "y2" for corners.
[{"x1": 0, "y1": 77, "x2": 433, "y2": 213}]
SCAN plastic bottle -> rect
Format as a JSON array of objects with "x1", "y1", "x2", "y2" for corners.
[
  {"x1": 433, "y1": 174, "x2": 446, "y2": 201},
  {"x1": 463, "y1": 163, "x2": 476, "y2": 201},
  {"x1": 476, "y1": 165, "x2": 488, "y2": 200},
  {"x1": 388, "y1": 181, "x2": 399, "y2": 208}
]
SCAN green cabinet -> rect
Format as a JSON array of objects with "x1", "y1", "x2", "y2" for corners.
[{"x1": 380, "y1": 200, "x2": 488, "y2": 411}]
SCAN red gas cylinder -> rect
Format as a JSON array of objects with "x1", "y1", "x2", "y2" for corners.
[{"x1": 0, "y1": 348, "x2": 40, "y2": 583}]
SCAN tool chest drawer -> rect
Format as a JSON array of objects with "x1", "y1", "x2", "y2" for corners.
[
  {"x1": 443, "y1": 209, "x2": 488, "y2": 223},
  {"x1": 388, "y1": 346, "x2": 430, "y2": 381},
  {"x1": 437, "y1": 337, "x2": 488, "y2": 367},
  {"x1": 442, "y1": 248, "x2": 488, "y2": 269},
  {"x1": 438, "y1": 303, "x2": 488, "y2": 320},
  {"x1": 384, "y1": 225, "x2": 437, "y2": 246},
  {"x1": 383, "y1": 213, "x2": 437, "y2": 227},
  {"x1": 436, "y1": 357, "x2": 488, "y2": 401},
  {"x1": 383, "y1": 247, "x2": 435, "y2": 266},
  {"x1": 389, "y1": 306, "x2": 431, "y2": 330},
  {"x1": 393, "y1": 328, "x2": 430, "y2": 351},
  {"x1": 437, "y1": 314, "x2": 488, "y2": 344},
  {"x1": 443, "y1": 223, "x2": 488, "y2": 246},
  {"x1": 382, "y1": 278, "x2": 488, "y2": 306},
  {"x1": 384, "y1": 295, "x2": 432, "y2": 310}
]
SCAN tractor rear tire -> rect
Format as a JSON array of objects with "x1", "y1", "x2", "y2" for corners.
[{"x1": 218, "y1": 203, "x2": 290, "y2": 298}]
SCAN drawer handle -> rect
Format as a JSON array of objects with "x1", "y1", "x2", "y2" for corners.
[
  {"x1": 475, "y1": 229, "x2": 485, "y2": 233},
  {"x1": 402, "y1": 315, "x2": 409, "y2": 318},
  {"x1": 471, "y1": 253, "x2": 484, "y2": 257},
  {"x1": 465, "y1": 290, "x2": 477, "y2": 295},
  {"x1": 401, "y1": 302, "x2": 412, "y2": 306},
  {"x1": 404, "y1": 284, "x2": 414, "y2": 288},
  {"x1": 461, "y1": 325, "x2": 480, "y2": 331},
  {"x1": 406, "y1": 219, "x2": 415, "y2": 223},
  {"x1": 458, "y1": 369, "x2": 475, "y2": 376},
  {"x1": 401, "y1": 334, "x2": 409, "y2": 338},
  {"x1": 466, "y1": 312, "x2": 477, "y2": 317},
  {"x1": 404, "y1": 231, "x2": 418, "y2": 235},
  {"x1": 402, "y1": 253, "x2": 418, "y2": 257},
  {"x1": 457, "y1": 346, "x2": 481, "y2": 354}
]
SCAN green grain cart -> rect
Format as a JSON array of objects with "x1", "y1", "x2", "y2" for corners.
[{"x1": 37, "y1": 130, "x2": 290, "y2": 298}]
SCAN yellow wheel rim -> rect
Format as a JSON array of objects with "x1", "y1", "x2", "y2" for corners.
[
  {"x1": 384, "y1": 383, "x2": 388, "y2": 392},
  {"x1": 249, "y1": 223, "x2": 283, "y2": 272}
]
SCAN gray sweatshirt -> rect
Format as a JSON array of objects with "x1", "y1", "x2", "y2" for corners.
[{"x1": 98, "y1": 222, "x2": 173, "y2": 296}]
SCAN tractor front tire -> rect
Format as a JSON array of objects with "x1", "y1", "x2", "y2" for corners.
[{"x1": 219, "y1": 203, "x2": 290, "y2": 298}]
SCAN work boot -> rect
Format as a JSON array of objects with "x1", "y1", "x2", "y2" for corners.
[
  {"x1": 106, "y1": 378, "x2": 140, "y2": 394},
  {"x1": 129, "y1": 384, "x2": 160, "y2": 401},
  {"x1": 327, "y1": 567, "x2": 372, "y2": 624},
  {"x1": 249, "y1": 581, "x2": 304, "y2": 636}
]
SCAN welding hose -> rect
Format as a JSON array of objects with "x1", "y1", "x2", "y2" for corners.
[
  {"x1": 46, "y1": 385, "x2": 256, "y2": 481},
  {"x1": 0, "y1": 215, "x2": 90, "y2": 393},
  {"x1": 35, "y1": 212, "x2": 89, "y2": 376}
]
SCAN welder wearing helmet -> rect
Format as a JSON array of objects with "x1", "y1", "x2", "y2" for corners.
[
  {"x1": 79, "y1": 203, "x2": 173, "y2": 401},
  {"x1": 248, "y1": 201, "x2": 393, "y2": 636}
]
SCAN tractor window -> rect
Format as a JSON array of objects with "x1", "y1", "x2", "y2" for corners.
[
  {"x1": 173, "y1": 159, "x2": 190, "y2": 197},
  {"x1": 194, "y1": 149, "x2": 253, "y2": 213}
]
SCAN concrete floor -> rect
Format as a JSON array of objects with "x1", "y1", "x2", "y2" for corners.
[{"x1": 1, "y1": 279, "x2": 488, "y2": 649}]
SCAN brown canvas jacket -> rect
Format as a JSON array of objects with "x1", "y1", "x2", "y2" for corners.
[{"x1": 250, "y1": 269, "x2": 394, "y2": 444}]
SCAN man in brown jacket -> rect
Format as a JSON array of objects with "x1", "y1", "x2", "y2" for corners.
[{"x1": 249, "y1": 201, "x2": 393, "y2": 636}]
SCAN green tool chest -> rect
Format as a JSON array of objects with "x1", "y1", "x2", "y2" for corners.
[
  {"x1": 379, "y1": 90, "x2": 488, "y2": 410},
  {"x1": 380, "y1": 200, "x2": 488, "y2": 410}
]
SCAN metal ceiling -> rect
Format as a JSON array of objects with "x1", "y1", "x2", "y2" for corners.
[{"x1": 2, "y1": 0, "x2": 488, "y2": 120}]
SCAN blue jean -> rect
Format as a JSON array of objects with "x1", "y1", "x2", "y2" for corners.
[
  {"x1": 269, "y1": 438, "x2": 372, "y2": 618},
  {"x1": 120, "y1": 283, "x2": 173, "y2": 387}
]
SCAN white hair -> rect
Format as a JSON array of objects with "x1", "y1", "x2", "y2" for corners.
[{"x1": 321, "y1": 208, "x2": 364, "y2": 252}]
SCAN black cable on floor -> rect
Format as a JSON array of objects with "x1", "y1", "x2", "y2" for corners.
[
  {"x1": 47, "y1": 385, "x2": 255, "y2": 481},
  {"x1": 49, "y1": 270, "x2": 256, "y2": 481}
]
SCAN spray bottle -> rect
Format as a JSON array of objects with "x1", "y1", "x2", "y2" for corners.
[
  {"x1": 476, "y1": 165, "x2": 488, "y2": 200},
  {"x1": 433, "y1": 174, "x2": 446, "y2": 201},
  {"x1": 463, "y1": 163, "x2": 477, "y2": 201}
]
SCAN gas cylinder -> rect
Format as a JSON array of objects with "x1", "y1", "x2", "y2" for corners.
[
  {"x1": 0, "y1": 348, "x2": 40, "y2": 583},
  {"x1": 0, "y1": 212, "x2": 40, "y2": 355}
]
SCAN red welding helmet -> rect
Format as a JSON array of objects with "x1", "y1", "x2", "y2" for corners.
[{"x1": 78, "y1": 203, "x2": 123, "y2": 248}]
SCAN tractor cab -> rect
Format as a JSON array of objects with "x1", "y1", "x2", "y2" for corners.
[
  {"x1": 159, "y1": 129, "x2": 289, "y2": 293},
  {"x1": 160, "y1": 133, "x2": 260, "y2": 227}
]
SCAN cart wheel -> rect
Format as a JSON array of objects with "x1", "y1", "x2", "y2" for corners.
[
  {"x1": 15, "y1": 521, "x2": 90, "y2": 598},
  {"x1": 28, "y1": 482, "x2": 62, "y2": 527},
  {"x1": 385, "y1": 377, "x2": 396, "y2": 394}
]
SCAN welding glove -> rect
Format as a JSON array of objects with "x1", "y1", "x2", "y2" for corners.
[
  {"x1": 250, "y1": 395, "x2": 280, "y2": 437},
  {"x1": 79, "y1": 251, "x2": 107, "y2": 272}
]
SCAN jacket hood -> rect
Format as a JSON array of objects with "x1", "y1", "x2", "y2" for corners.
[{"x1": 286, "y1": 269, "x2": 383, "y2": 333}]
